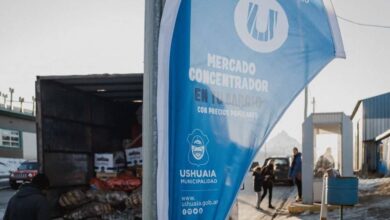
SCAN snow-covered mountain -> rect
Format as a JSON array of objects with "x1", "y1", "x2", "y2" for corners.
[{"x1": 254, "y1": 131, "x2": 301, "y2": 164}]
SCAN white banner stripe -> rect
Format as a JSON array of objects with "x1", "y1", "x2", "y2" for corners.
[
  {"x1": 157, "y1": 0, "x2": 182, "y2": 220},
  {"x1": 323, "y1": 0, "x2": 346, "y2": 58}
]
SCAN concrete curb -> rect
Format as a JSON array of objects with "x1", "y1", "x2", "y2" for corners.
[
  {"x1": 0, "y1": 182, "x2": 10, "y2": 191},
  {"x1": 288, "y1": 202, "x2": 340, "y2": 214}
]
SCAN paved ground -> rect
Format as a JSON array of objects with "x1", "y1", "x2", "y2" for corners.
[
  {"x1": 0, "y1": 189, "x2": 16, "y2": 218},
  {"x1": 0, "y1": 179, "x2": 9, "y2": 189},
  {"x1": 238, "y1": 172, "x2": 297, "y2": 220}
]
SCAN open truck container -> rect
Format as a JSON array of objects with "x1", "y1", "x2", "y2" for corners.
[{"x1": 35, "y1": 74, "x2": 143, "y2": 218}]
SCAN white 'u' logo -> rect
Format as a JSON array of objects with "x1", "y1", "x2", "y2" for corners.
[{"x1": 234, "y1": 0, "x2": 289, "y2": 53}]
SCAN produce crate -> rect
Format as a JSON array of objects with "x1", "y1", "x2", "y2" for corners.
[{"x1": 96, "y1": 172, "x2": 118, "y2": 181}]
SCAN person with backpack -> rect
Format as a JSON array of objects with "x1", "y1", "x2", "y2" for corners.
[
  {"x1": 258, "y1": 159, "x2": 275, "y2": 209},
  {"x1": 252, "y1": 166, "x2": 263, "y2": 209}
]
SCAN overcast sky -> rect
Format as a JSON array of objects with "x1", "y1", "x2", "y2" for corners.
[
  {"x1": 0, "y1": 0, "x2": 389, "y2": 145},
  {"x1": 274, "y1": 0, "x2": 390, "y2": 142}
]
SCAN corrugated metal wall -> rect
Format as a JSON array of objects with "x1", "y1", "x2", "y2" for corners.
[{"x1": 363, "y1": 93, "x2": 390, "y2": 141}]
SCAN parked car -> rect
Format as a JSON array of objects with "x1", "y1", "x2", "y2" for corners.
[
  {"x1": 9, "y1": 161, "x2": 38, "y2": 189},
  {"x1": 263, "y1": 157, "x2": 293, "y2": 185}
]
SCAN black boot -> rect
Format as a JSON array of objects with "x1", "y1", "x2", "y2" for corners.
[
  {"x1": 256, "y1": 199, "x2": 263, "y2": 209},
  {"x1": 268, "y1": 204, "x2": 275, "y2": 209}
]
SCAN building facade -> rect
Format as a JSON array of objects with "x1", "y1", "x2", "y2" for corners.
[
  {"x1": 0, "y1": 108, "x2": 36, "y2": 160},
  {"x1": 351, "y1": 92, "x2": 390, "y2": 175}
]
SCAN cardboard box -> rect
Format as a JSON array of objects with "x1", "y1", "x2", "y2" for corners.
[
  {"x1": 94, "y1": 151, "x2": 125, "y2": 173},
  {"x1": 96, "y1": 172, "x2": 118, "y2": 181},
  {"x1": 125, "y1": 147, "x2": 143, "y2": 166}
]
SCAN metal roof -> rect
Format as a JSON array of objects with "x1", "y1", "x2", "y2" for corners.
[
  {"x1": 37, "y1": 73, "x2": 143, "y2": 103},
  {"x1": 351, "y1": 92, "x2": 390, "y2": 119},
  {"x1": 350, "y1": 92, "x2": 390, "y2": 141},
  {"x1": 305, "y1": 112, "x2": 347, "y2": 134}
]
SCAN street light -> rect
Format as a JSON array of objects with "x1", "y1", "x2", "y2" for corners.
[
  {"x1": 19, "y1": 97, "x2": 24, "y2": 113},
  {"x1": 9, "y1": 88, "x2": 14, "y2": 110},
  {"x1": 2, "y1": 94, "x2": 8, "y2": 108}
]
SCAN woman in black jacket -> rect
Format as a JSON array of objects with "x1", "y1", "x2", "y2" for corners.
[
  {"x1": 259, "y1": 159, "x2": 275, "y2": 209},
  {"x1": 252, "y1": 166, "x2": 263, "y2": 209}
]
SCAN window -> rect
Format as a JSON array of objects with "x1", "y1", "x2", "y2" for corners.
[
  {"x1": 274, "y1": 159, "x2": 289, "y2": 166},
  {"x1": 18, "y1": 162, "x2": 38, "y2": 170},
  {"x1": 0, "y1": 128, "x2": 21, "y2": 148}
]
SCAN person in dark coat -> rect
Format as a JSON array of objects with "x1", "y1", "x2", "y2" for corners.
[
  {"x1": 252, "y1": 166, "x2": 263, "y2": 209},
  {"x1": 258, "y1": 159, "x2": 275, "y2": 209},
  {"x1": 289, "y1": 147, "x2": 302, "y2": 202},
  {"x1": 3, "y1": 173, "x2": 50, "y2": 220}
]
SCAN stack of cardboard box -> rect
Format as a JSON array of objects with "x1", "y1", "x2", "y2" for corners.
[
  {"x1": 123, "y1": 136, "x2": 143, "y2": 179},
  {"x1": 94, "y1": 151, "x2": 126, "y2": 180}
]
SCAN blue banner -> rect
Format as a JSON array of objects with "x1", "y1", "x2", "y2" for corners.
[{"x1": 157, "y1": 0, "x2": 344, "y2": 219}]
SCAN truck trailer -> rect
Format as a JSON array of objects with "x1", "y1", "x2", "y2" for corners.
[{"x1": 36, "y1": 74, "x2": 144, "y2": 219}]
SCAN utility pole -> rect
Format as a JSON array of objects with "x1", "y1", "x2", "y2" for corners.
[
  {"x1": 32, "y1": 96, "x2": 36, "y2": 116},
  {"x1": 304, "y1": 87, "x2": 308, "y2": 119},
  {"x1": 0, "y1": 92, "x2": 3, "y2": 109},
  {"x1": 9, "y1": 88, "x2": 14, "y2": 110},
  {"x1": 143, "y1": 0, "x2": 164, "y2": 219},
  {"x1": 312, "y1": 97, "x2": 316, "y2": 114},
  {"x1": 303, "y1": 32, "x2": 309, "y2": 120},
  {"x1": 19, "y1": 97, "x2": 24, "y2": 113},
  {"x1": 2, "y1": 94, "x2": 8, "y2": 107}
]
